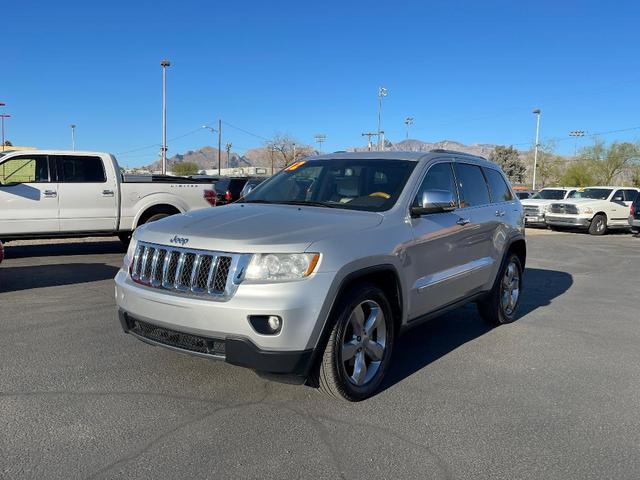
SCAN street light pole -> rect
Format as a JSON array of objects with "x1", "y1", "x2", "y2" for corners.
[
  {"x1": 532, "y1": 108, "x2": 541, "y2": 190},
  {"x1": 202, "y1": 125, "x2": 219, "y2": 173},
  {"x1": 404, "y1": 116, "x2": 414, "y2": 140},
  {"x1": 377, "y1": 87, "x2": 387, "y2": 151},
  {"x1": 0, "y1": 114, "x2": 10, "y2": 152},
  {"x1": 569, "y1": 130, "x2": 585, "y2": 157},
  {"x1": 70, "y1": 124, "x2": 76, "y2": 151},
  {"x1": 218, "y1": 119, "x2": 222, "y2": 176},
  {"x1": 160, "y1": 59, "x2": 170, "y2": 175}
]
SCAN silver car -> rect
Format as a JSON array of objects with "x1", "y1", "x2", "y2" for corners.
[{"x1": 115, "y1": 151, "x2": 525, "y2": 401}]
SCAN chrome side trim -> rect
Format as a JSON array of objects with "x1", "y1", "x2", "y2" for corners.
[{"x1": 416, "y1": 256, "x2": 495, "y2": 293}]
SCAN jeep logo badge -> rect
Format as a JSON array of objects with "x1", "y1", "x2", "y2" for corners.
[{"x1": 169, "y1": 235, "x2": 189, "y2": 246}]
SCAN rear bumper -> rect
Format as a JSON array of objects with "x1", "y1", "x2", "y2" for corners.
[
  {"x1": 118, "y1": 309, "x2": 314, "y2": 376},
  {"x1": 629, "y1": 217, "x2": 640, "y2": 228},
  {"x1": 545, "y1": 214, "x2": 591, "y2": 228}
]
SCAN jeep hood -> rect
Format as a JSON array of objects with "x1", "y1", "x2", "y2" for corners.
[{"x1": 135, "y1": 203, "x2": 384, "y2": 253}]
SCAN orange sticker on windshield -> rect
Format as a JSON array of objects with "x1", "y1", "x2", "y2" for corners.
[{"x1": 285, "y1": 161, "x2": 306, "y2": 171}]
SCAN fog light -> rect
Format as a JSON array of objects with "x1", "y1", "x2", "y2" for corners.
[
  {"x1": 248, "y1": 315, "x2": 283, "y2": 335},
  {"x1": 267, "y1": 316, "x2": 281, "y2": 332}
]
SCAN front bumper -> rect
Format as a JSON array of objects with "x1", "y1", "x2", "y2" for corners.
[
  {"x1": 118, "y1": 309, "x2": 313, "y2": 375},
  {"x1": 524, "y1": 214, "x2": 547, "y2": 227},
  {"x1": 114, "y1": 268, "x2": 335, "y2": 373},
  {"x1": 545, "y1": 214, "x2": 591, "y2": 228}
]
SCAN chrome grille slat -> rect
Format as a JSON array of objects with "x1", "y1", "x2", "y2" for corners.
[{"x1": 130, "y1": 241, "x2": 247, "y2": 301}]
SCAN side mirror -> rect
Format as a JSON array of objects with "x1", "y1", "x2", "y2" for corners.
[{"x1": 410, "y1": 189, "x2": 456, "y2": 217}]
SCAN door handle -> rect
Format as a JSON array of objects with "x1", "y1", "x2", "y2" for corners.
[
  {"x1": 102, "y1": 189, "x2": 115, "y2": 197},
  {"x1": 495, "y1": 210, "x2": 506, "y2": 217},
  {"x1": 43, "y1": 190, "x2": 57, "y2": 198},
  {"x1": 456, "y1": 218, "x2": 471, "y2": 226}
]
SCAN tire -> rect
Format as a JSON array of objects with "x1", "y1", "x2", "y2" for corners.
[
  {"x1": 477, "y1": 253, "x2": 523, "y2": 325},
  {"x1": 588, "y1": 214, "x2": 607, "y2": 235},
  {"x1": 117, "y1": 233, "x2": 132, "y2": 249},
  {"x1": 144, "y1": 213, "x2": 171, "y2": 224},
  {"x1": 313, "y1": 283, "x2": 396, "y2": 402}
]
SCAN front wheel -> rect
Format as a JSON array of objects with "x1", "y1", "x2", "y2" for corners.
[
  {"x1": 313, "y1": 284, "x2": 395, "y2": 401},
  {"x1": 588, "y1": 214, "x2": 607, "y2": 235},
  {"x1": 478, "y1": 253, "x2": 523, "y2": 325}
]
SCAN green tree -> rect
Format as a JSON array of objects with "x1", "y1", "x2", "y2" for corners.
[
  {"x1": 172, "y1": 162, "x2": 199, "y2": 176},
  {"x1": 4, "y1": 140, "x2": 12, "y2": 147},
  {"x1": 489, "y1": 145, "x2": 526, "y2": 183},
  {"x1": 580, "y1": 139, "x2": 640, "y2": 185},
  {"x1": 559, "y1": 162, "x2": 595, "y2": 187}
]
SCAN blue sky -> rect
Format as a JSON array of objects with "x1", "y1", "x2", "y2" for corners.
[{"x1": 3, "y1": 0, "x2": 640, "y2": 166}]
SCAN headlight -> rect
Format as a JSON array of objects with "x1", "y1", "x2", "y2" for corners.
[
  {"x1": 581, "y1": 207, "x2": 594, "y2": 215},
  {"x1": 245, "y1": 253, "x2": 320, "y2": 282},
  {"x1": 123, "y1": 234, "x2": 138, "y2": 271}
]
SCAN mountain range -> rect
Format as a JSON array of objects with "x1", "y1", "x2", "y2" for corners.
[{"x1": 144, "y1": 139, "x2": 510, "y2": 172}]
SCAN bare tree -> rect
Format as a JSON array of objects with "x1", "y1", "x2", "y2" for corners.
[{"x1": 266, "y1": 133, "x2": 314, "y2": 170}]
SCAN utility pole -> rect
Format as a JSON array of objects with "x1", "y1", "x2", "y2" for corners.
[
  {"x1": 314, "y1": 134, "x2": 326, "y2": 152},
  {"x1": 377, "y1": 87, "x2": 388, "y2": 151},
  {"x1": 218, "y1": 119, "x2": 222, "y2": 176},
  {"x1": 160, "y1": 59, "x2": 170, "y2": 175},
  {"x1": 404, "y1": 116, "x2": 414, "y2": 140},
  {"x1": 569, "y1": 130, "x2": 585, "y2": 157},
  {"x1": 270, "y1": 146, "x2": 275, "y2": 175},
  {"x1": 225, "y1": 142, "x2": 232, "y2": 169},
  {"x1": 0, "y1": 114, "x2": 10, "y2": 151},
  {"x1": 70, "y1": 124, "x2": 76, "y2": 151},
  {"x1": 361, "y1": 132, "x2": 378, "y2": 151},
  {"x1": 532, "y1": 108, "x2": 541, "y2": 190}
]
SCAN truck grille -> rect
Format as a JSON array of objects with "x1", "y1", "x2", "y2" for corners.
[
  {"x1": 130, "y1": 241, "x2": 248, "y2": 300},
  {"x1": 524, "y1": 205, "x2": 541, "y2": 216},
  {"x1": 549, "y1": 203, "x2": 578, "y2": 215}
]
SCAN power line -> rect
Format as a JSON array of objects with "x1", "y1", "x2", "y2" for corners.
[
  {"x1": 221, "y1": 121, "x2": 272, "y2": 142},
  {"x1": 116, "y1": 127, "x2": 205, "y2": 156}
]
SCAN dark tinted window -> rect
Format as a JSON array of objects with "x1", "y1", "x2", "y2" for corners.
[
  {"x1": 0, "y1": 155, "x2": 50, "y2": 184},
  {"x1": 59, "y1": 155, "x2": 106, "y2": 182},
  {"x1": 413, "y1": 162, "x2": 458, "y2": 207},
  {"x1": 484, "y1": 168, "x2": 513, "y2": 202},
  {"x1": 228, "y1": 178, "x2": 248, "y2": 196},
  {"x1": 453, "y1": 163, "x2": 491, "y2": 207},
  {"x1": 623, "y1": 189, "x2": 638, "y2": 202},
  {"x1": 612, "y1": 190, "x2": 624, "y2": 202}
]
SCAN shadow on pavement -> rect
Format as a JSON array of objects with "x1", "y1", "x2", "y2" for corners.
[
  {"x1": 0, "y1": 263, "x2": 120, "y2": 293},
  {"x1": 3, "y1": 240, "x2": 125, "y2": 259},
  {"x1": 380, "y1": 267, "x2": 573, "y2": 393}
]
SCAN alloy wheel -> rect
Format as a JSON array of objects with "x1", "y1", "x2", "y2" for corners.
[{"x1": 501, "y1": 261, "x2": 520, "y2": 316}]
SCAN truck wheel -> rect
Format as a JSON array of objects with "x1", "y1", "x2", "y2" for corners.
[
  {"x1": 477, "y1": 253, "x2": 522, "y2": 325},
  {"x1": 144, "y1": 213, "x2": 170, "y2": 224},
  {"x1": 314, "y1": 284, "x2": 395, "y2": 402},
  {"x1": 588, "y1": 214, "x2": 607, "y2": 235},
  {"x1": 118, "y1": 232, "x2": 132, "y2": 247}
]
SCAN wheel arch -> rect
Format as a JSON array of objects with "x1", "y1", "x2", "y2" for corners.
[{"x1": 135, "y1": 203, "x2": 182, "y2": 228}]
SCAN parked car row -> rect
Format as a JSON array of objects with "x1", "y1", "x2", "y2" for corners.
[{"x1": 521, "y1": 186, "x2": 639, "y2": 235}]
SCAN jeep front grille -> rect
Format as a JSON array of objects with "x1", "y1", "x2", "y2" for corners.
[
  {"x1": 549, "y1": 203, "x2": 578, "y2": 215},
  {"x1": 130, "y1": 241, "x2": 248, "y2": 300}
]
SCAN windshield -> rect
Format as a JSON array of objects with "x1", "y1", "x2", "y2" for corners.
[
  {"x1": 243, "y1": 159, "x2": 417, "y2": 212},
  {"x1": 532, "y1": 189, "x2": 566, "y2": 200},
  {"x1": 570, "y1": 188, "x2": 613, "y2": 200}
]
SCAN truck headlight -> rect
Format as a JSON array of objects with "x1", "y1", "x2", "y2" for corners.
[
  {"x1": 580, "y1": 207, "x2": 594, "y2": 215},
  {"x1": 245, "y1": 253, "x2": 320, "y2": 281}
]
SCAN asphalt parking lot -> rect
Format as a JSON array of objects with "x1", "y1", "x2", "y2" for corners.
[{"x1": 1, "y1": 230, "x2": 639, "y2": 480}]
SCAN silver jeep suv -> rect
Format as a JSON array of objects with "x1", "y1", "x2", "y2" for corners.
[{"x1": 115, "y1": 151, "x2": 525, "y2": 401}]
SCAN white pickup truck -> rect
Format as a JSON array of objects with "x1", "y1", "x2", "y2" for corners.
[
  {"x1": 521, "y1": 187, "x2": 578, "y2": 227},
  {"x1": 544, "y1": 186, "x2": 639, "y2": 235},
  {"x1": 0, "y1": 150, "x2": 217, "y2": 244}
]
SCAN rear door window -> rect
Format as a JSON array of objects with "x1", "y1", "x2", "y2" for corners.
[
  {"x1": 483, "y1": 168, "x2": 513, "y2": 202},
  {"x1": 453, "y1": 163, "x2": 491, "y2": 208},
  {"x1": 58, "y1": 155, "x2": 106, "y2": 183}
]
